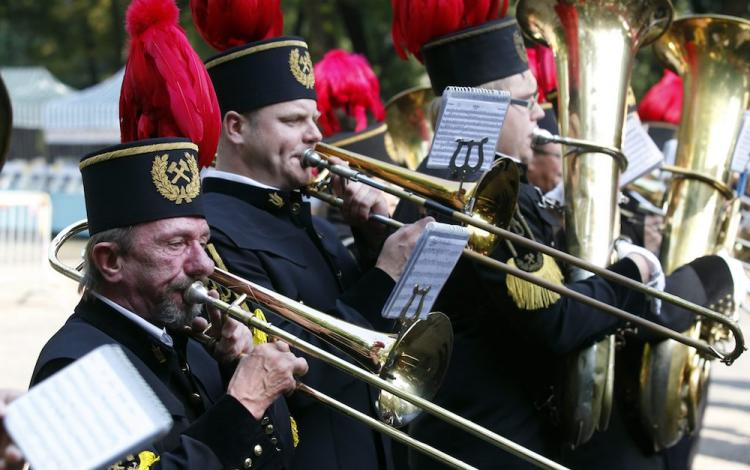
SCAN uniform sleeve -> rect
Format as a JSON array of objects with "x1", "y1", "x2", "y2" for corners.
[
  {"x1": 338, "y1": 264, "x2": 396, "y2": 332},
  {"x1": 164, "y1": 395, "x2": 284, "y2": 470},
  {"x1": 476, "y1": 256, "x2": 649, "y2": 355}
]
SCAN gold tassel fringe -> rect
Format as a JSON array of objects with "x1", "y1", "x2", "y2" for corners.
[
  {"x1": 251, "y1": 308, "x2": 269, "y2": 345},
  {"x1": 290, "y1": 416, "x2": 300, "y2": 447},
  {"x1": 506, "y1": 254, "x2": 563, "y2": 310}
]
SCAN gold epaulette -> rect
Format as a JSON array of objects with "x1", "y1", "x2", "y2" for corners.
[
  {"x1": 504, "y1": 207, "x2": 564, "y2": 310},
  {"x1": 506, "y1": 253, "x2": 563, "y2": 310}
]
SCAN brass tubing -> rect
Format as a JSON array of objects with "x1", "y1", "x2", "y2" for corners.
[
  {"x1": 303, "y1": 151, "x2": 745, "y2": 364},
  {"x1": 183, "y1": 284, "x2": 568, "y2": 470},
  {"x1": 531, "y1": 129, "x2": 629, "y2": 171}
]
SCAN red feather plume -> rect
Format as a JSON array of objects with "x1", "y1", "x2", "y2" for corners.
[
  {"x1": 391, "y1": 0, "x2": 505, "y2": 61},
  {"x1": 314, "y1": 49, "x2": 385, "y2": 137},
  {"x1": 120, "y1": 0, "x2": 221, "y2": 168},
  {"x1": 526, "y1": 45, "x2": 557, "y2": 103},
  {"x1": 190, "y1": 0, "x2": 283, "y2": 52},
  {"x1": 637, "y1": 70, "x2": 683, "y2": 125}
]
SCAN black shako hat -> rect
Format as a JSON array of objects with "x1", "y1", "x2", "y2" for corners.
[
  {"x1": 422, "y1": 17, "x2": 530, "y2": 96},
  {"x1": 205, "y1": 36, "x2": 317, "y2": 115},
  {"x1": 80, "y1": 137, "x2": 204, "y2": 234}
]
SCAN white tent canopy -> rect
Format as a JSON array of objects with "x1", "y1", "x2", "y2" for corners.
[
  {"x1": 0, "y1": 67, "x2": 73, "y2": 129},
  {"x1": 43, "y1": 69, "x2": 123, "y2": 144}
]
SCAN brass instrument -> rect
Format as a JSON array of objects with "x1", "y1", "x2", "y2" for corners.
[
  {"x1": 517, "y1": 0, "x2": 673, "y2": 447},
  {"x1": 311, "y1": 141, "x2": 519, "y2": 256},
  {"x1": 384, "y1": 86, "x2": 435, "y2": 170},
  {"x1": 50, "y1": 220, "x2": 569, "y2": 470},
  {"x1": 0, "y1": 74, "x2": 12, "y2": 171},
  {"x1": 302, "y1": 145, "x2": 744, "y2": 361},
  {"x1": 641, "y1": 15, "x2": 750, "y2": 451}
]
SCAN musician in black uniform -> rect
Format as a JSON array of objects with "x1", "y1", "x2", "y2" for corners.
[
  {"x1": 30, "y1": 138, "x2": 307, "y2": 469},
  {"x1": 386, "y1": 15, "x2": 744, "y2": 469},
  {"x1": 199, "y1": 34, "x2": 429, "y2": 470}
]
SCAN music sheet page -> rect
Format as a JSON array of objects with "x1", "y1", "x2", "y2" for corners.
[
  {"x1": 427, "y1": 87, "x2": 510, "y2": 171},
  {"x1": 382, "y1": 222, "x2": 469, "y2": 320},
  {"x1": 5, "y1": 344, "x2": 173, "y2": 470}
]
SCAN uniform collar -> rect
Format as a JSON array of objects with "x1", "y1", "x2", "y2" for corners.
[
  {"x1": 201, "y1": 167, "x2": 279, "y2": 190},
  {"x1": 91, "y1": 292, "x2": 174, "y2": 347},
  {"x1": 202, "y1": 175, "x2": 308, "y2": 220}
]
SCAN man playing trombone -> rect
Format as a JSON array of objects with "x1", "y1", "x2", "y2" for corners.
[
  {"x1": 190, "y1": 2, "x2": 431, "y2": 469},
  {"x1": 31, "y1": 137, "x2": 308, "y2": 469},
  {"x1": 30, "y1": 2, "x2": 308, "y2": 467}
]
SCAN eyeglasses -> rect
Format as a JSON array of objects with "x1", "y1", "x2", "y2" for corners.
[{"x1": 510, "y1": 92, "x2": 539, "y2": 112}]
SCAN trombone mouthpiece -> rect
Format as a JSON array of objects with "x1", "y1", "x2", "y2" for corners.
[
  {"x1": 532, "y1": 128, "x2": 554, "y2": 146},
  {"x1": 302, "y1": 148, "x2": 324, "y2": 169},
  {"x1": 184, "y1": 281, "x2": 209, "y2": 305}
]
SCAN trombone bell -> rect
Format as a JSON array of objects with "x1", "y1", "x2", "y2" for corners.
[
  {"x1": 376, "y1": 312, "x2": 454, "y2": 426},
  {"x1": 209, "y1": 266, "x2": 454, "y2": 428}
]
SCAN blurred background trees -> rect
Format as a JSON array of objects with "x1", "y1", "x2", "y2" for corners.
[{"x1": 0, "y1": 0, "x2": 747, "y2": 99}]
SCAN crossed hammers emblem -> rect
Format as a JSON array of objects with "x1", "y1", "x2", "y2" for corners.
[{"x1": 167, "y1": 159, "x2": 191, "y2": 184}]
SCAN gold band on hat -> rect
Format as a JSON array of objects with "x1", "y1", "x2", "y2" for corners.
[
  {"x1": 205, "y1": 39, "x2": 309, "y2": 70},
  {"x1": 80, "y1": 142, "x2": 199, "y2": 170}
]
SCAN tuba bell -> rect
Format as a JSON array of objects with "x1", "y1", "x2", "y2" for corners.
[
  {"x1": 517, "y1": 0, "x2": 673, "y2": 447},
  {"x1": 384, "y1": 86, "x2": 436, "y2": 170},
  {"x1": 640, "y1": 14, "x2": 750, "y2": 451}
]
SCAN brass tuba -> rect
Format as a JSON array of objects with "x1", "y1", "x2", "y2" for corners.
[
  {"x1": 384, "y1": 86, "x2": 436, "y2": 170},
  {"x1": 517, "y1": 0, "x2": 673, "y2": 447},
  {"x1": 640, "y1": 14, "x2": 750, "y2": 451}
]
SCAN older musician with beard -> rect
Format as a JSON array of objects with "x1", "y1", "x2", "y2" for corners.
[{"x1": 30, "y1": 138, "x2": 307, "y2": 470}]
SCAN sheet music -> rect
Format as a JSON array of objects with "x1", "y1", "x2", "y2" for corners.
[
  {"x1": 426, "y1": 86, "x2": 510, "y2": 171},
  {"x1": 6, "y1": 344, "x2": 173, "y2": 470},
  {"x1": 731, "y1": 111, "x2": 750, "y2": 173},
  {"x1": 382, "y1": 222, "x2": 470, "y2": 320},
  {"x1": 620, "y1": 112, "x2": 664, "y2": 186}
]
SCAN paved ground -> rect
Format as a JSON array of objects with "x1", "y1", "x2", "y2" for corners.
[
  {"x1": 693, "y1": 306, "x2": 750, "y2": 470},
  {"x1": 0, "y1": 241, "x2": 748, "y2": 468}
]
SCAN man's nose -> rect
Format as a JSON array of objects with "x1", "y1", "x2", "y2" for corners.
[
  {"x1": 305, "y1": 121, "x2": 323, "y2": 144},
  {"x1": 185, "y1": 242, "x2": 214, "y2": 278},
  {"x1": 530, "y1": 101, "x2": 545, "y2": 122}
]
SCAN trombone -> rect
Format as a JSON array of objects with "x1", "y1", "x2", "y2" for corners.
[
  {"x1": 49, "y1": 219, "x2": 569, "y2": 470},
  {"x1": 302, "y1": 143, "x2": 746, "y2": 365}
]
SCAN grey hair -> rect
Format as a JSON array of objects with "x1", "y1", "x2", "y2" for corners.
[{"x1": 79, "y1": 226, "x2": 135, "y2": 296}]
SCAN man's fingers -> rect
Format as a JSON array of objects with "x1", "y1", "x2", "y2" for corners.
[
  {"x1": 191, "y1": 316, "x2": 209, "y2": 332},
  {"x1": 273, "y1": 340, "x2": 291, "y2": 353},
  {"x1": 292, "y1": 357, "x2": 309, "y2": 377}
]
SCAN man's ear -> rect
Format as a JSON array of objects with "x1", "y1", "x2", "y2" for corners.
[
  {"x1": 91, "y1": 242, "x2": 124, "y2": 283},
  {"x1": 223, "y1": 111, "x2": 247, "y2": 145}
]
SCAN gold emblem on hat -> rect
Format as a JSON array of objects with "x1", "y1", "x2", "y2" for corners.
[
  {"x1": 289, "y1": 48, "x2": 315, "y2": 89},
  {"x1": 151, "y1": 153, "x2": 200, "y2": 204},
  {"x1": 513, "y1": 30, "x2": 529, "y2": 64}
]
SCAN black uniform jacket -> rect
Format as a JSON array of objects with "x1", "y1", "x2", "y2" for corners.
[
  {"x1": 31, "y1": 296, "x2": 294, "y2": 469},
  {"x1": 202, "y1": 177, "x2": 395, "y2": 470},
  {"x1": 393, "y1": 160, "x2": 679, "y2": 469}
]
